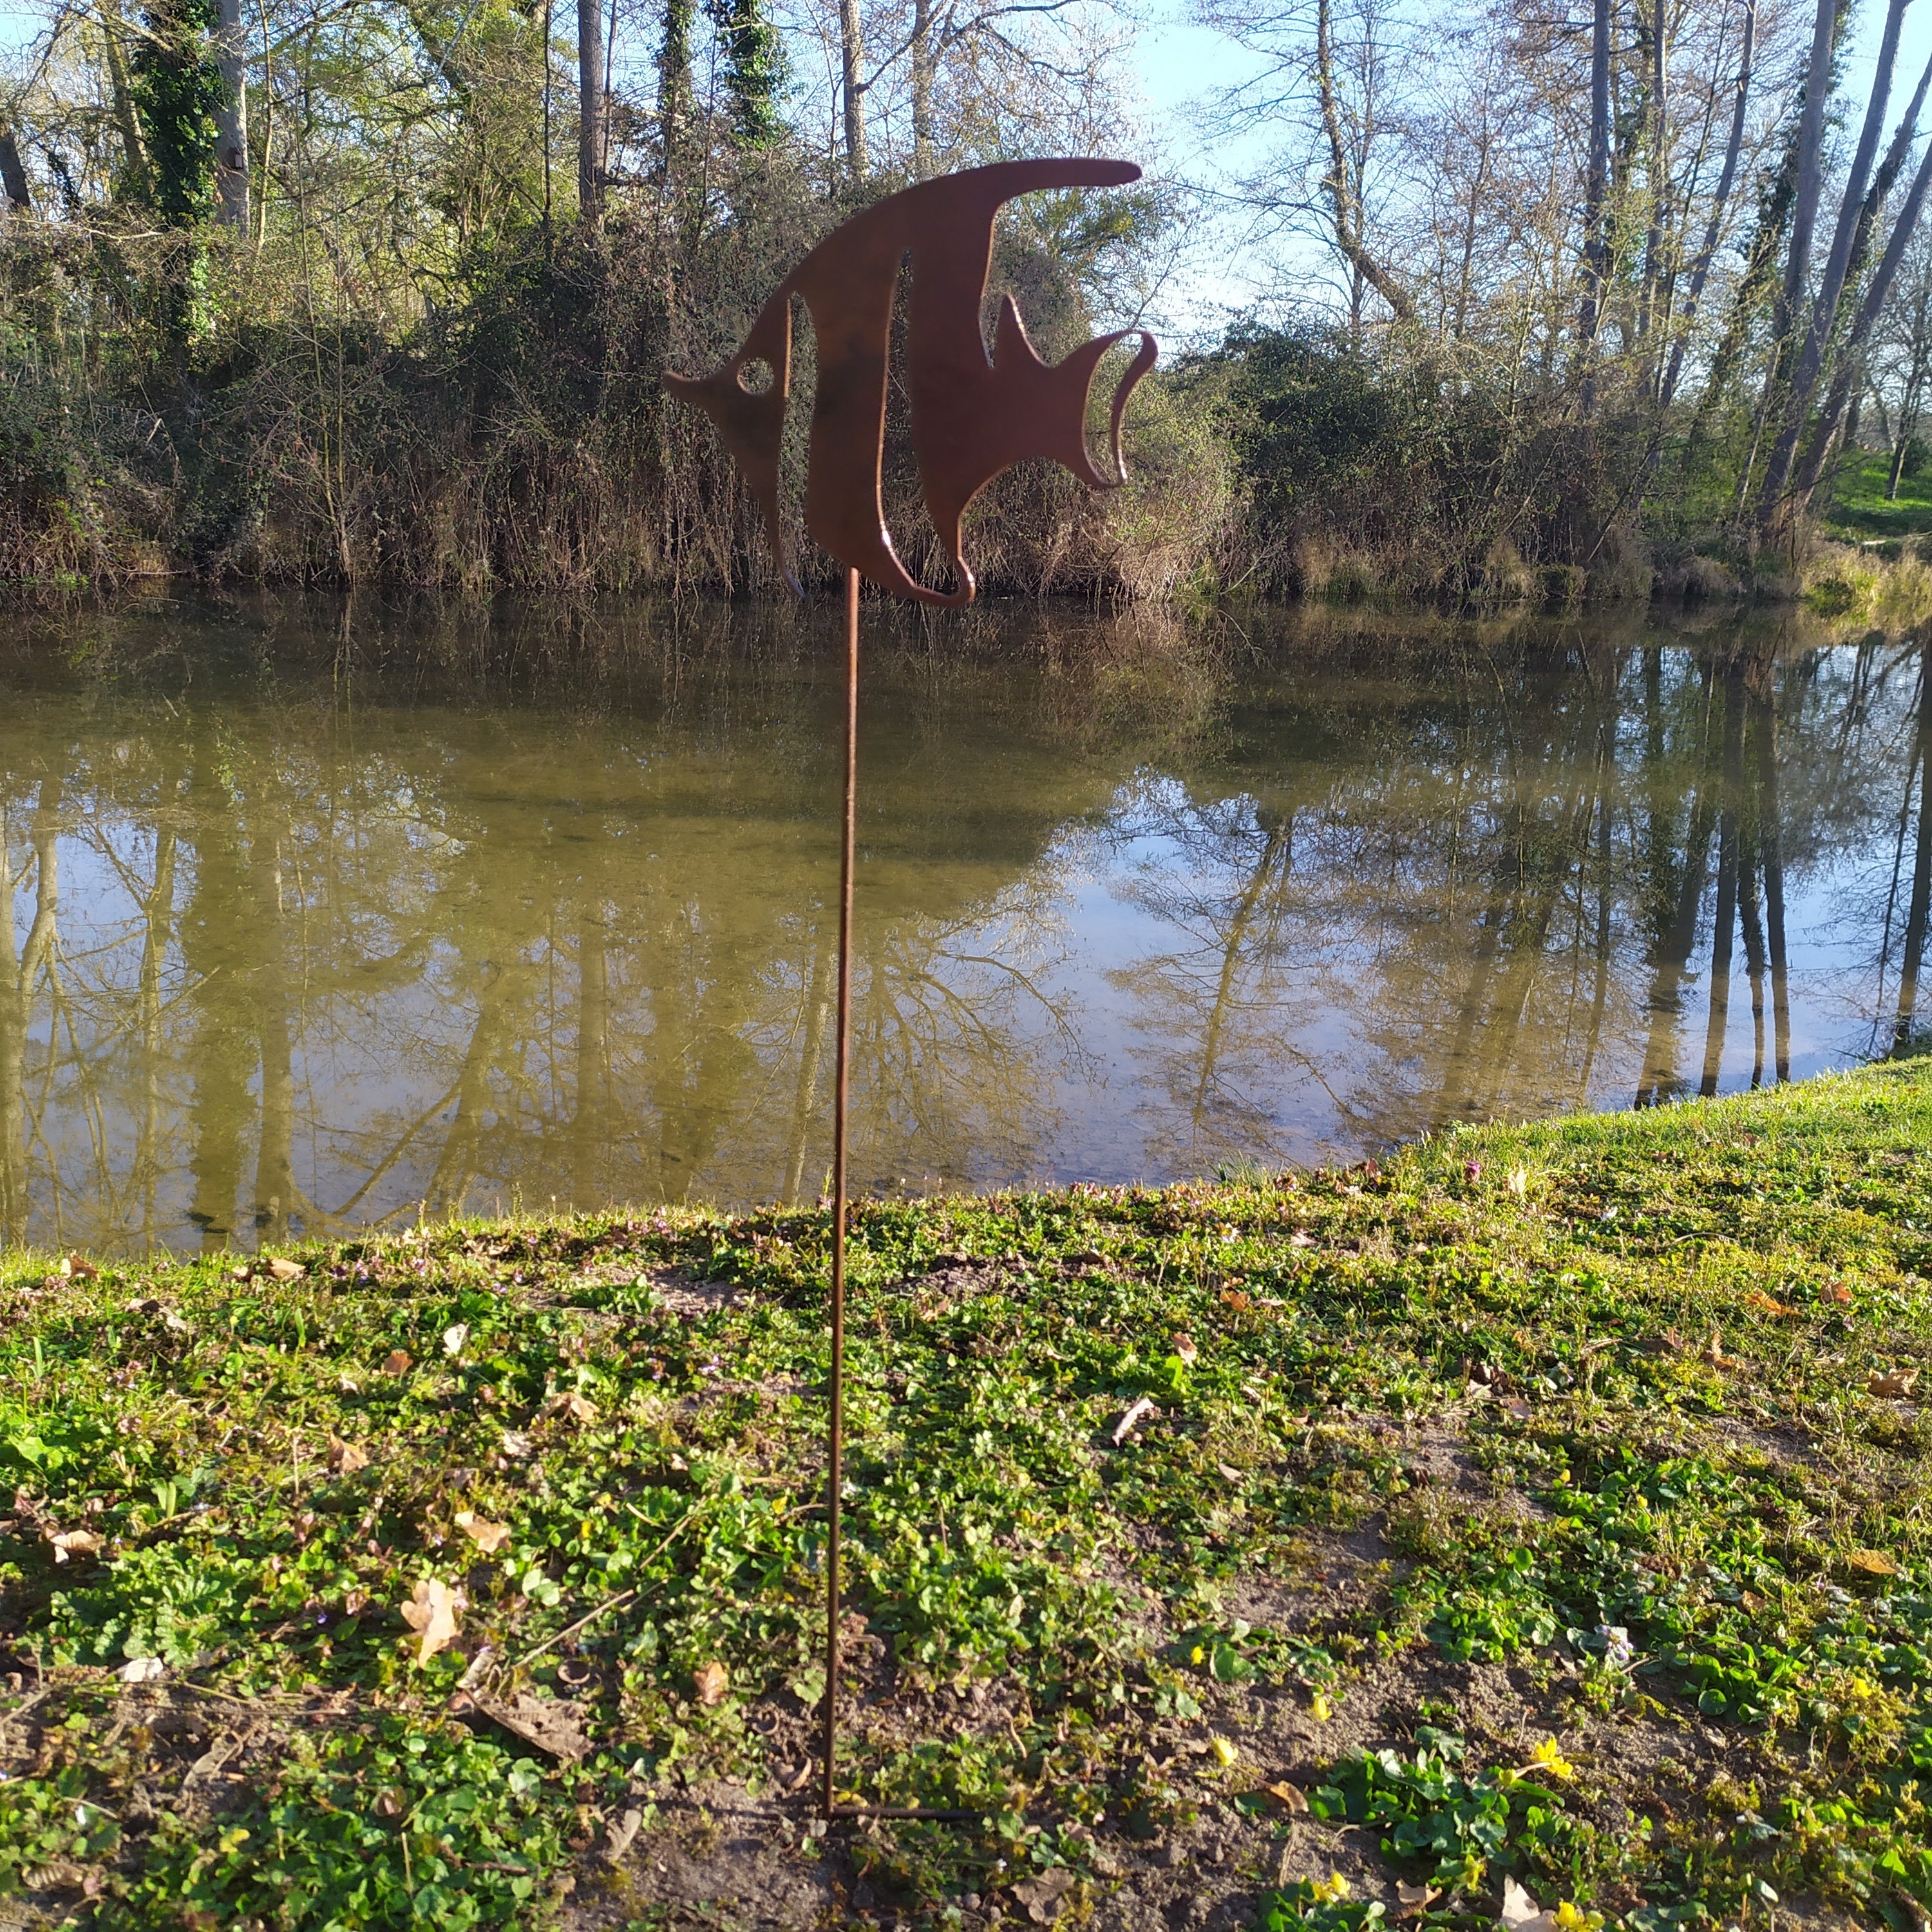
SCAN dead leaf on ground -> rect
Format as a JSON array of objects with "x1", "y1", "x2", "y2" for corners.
[
  {"x1": 58, "y1": 1255, "x2": 97, "y2": 1281},
  {"x1": 381, "y1": 1349, "x2": 412, "y2": 1377},
  {"x1": 1870, "y1": 1368, "x2": 1918, "y2": 1398},
  {"x1": 603, "y1": 1807, "x2": 644, "y2": 1862},
  {"x1": 1010, "y1": 1867, "x2": 1075, "y2": 1922},
  {"x1": 1500, "y1": 1877, "x2": 1561, "y2": 1932},
  {"x1": 1260, "y1": 1779, "x2": 1309, "y2": 1814},
  {"x1": 46, "y1": 1530, "x2": 102, "y2": 1563},
  {"x1": 1112, "y1": 1396, "x2": 1159, "y2": 1444},
  {"x1": 1287, "y1": 1230, "x2": 1316, "y2": 1248},
  {"x1": 1847, "y1": 1548, "x2": 1900, "y2": 1577},
  {"x1": 1171, "y1": 1332, "x2": 1198, "y2": 1365},
  {"x1": 455, "y1": 1511, "x2": 513, "y2": 1555},
  {"x1": 118, "y1": 1656, "x2": 164, "y2": 1684},
  {"x1": 327, "y1": 1434, "x2": 370, "y2": 1475},
  {"x1": 399, "y1": 1577, "x2": 464, "y2": 1663},
  {"x1": 265, "y1": 1256, "x2": 305, "y2": 1282},
  {"x1": 1395, "y1": 1880, "x2": 1439, "y2": 1918},
  {"x1": 542, "y1": 1391, "x2": 600, "y2": 1425},
  {"x1": 442, "y1": 1323, "x2": 469, "y2": 1358},
  {"x1": 472, "y1": 1689, "x2": 589, "y2": 1762},
  {"x1": 694, "y1": 1660, "x2": 728, "y2": 1706},
  {"x1": 1701, "y1": 1328, "x2": 1737, "y2": 1370}
]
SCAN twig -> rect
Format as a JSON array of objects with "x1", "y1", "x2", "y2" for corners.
[{"x1": 510, "y1": 1504, "x2": 702, "y2": 1671}]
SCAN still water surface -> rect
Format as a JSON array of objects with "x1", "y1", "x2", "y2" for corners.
[{"x1": 1, "y1": 596, "x2": 1924, "y2": 1253}]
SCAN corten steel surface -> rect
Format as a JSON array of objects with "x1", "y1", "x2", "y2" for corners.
[
  {"x1": 667, "y1": 159, "x2": 1157, "y2": 1823},
  {"x1": 665, "y1": 157, "x2": 1156, "y2": 603}
]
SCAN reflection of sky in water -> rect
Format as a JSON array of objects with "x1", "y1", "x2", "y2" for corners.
[{"x1": 1, "y1": 606, "x2": 1924, "y2": 1251}]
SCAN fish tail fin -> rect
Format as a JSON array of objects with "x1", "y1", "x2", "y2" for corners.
[{"x1": 1104, "y1": 331, "x2": 1159, "y2": 488}]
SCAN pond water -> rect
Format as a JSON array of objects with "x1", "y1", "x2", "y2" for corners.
[{"x1": 0, "y1": 594, "x2": 1924, "y2": 1253}]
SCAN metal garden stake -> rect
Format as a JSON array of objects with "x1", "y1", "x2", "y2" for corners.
[{"x1": 668, "y1": 157, "x2": 1157, "y2": 1820}]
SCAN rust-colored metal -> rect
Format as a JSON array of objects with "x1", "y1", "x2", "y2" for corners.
[
  {"x1": 821, "y1": 565, "x2": 858, "y2": 1821},
  {"x1": 667, "y1": 160, "x2": 1157, "y2": 1824},
  {"x1": 665, "y1": 158, "x2": 1157, "y2": 603}
]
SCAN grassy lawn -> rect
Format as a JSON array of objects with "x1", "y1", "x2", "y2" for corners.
[
  {"x1": 3, "y1": 1063, "x2": 1932, "y2": 1929},
  {"x1": 1824, "y1": 450, "x2": 1932, "y2": 544}
]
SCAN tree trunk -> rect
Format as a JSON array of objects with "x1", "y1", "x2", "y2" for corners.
[
  {"x1": 213, "y1": 0, "x2": 248, "y2": 230},
  {"x1": 1314, "y1": 0, "x2": 1412, "y2": 323},
  {"x1": 1660, "y1": 0, "x2": 1753, "y2": 408},
  {"x1": 579, "y1": 0, "x2": 604, "y2": 223},
  {"x1": 102, "y1": 12, "x2": 149, "y2": 200},
  {"x1": 911, "y1": 0, "x2": 934, "y2": 178},
  {"x1": 839, "y1": 0, "x2": 867, "y2": 178},
  {"x1": 1786, "y1": 131, "x2": 1932, "y2": 513},
  {"x1": 1776, "y1": 0, "x2": 1841, "y2": 348},
  {"x1": 0, "y1": 131, "x2": 30, "y2": 213},
  {"x1": 1756, "y1": 0, "x2": 1906, "y2": 529},
  {"x1": 1638, "y1": 0, "x2": 1670, "y2": 345},
  {"x1": 1577, "y1": 0, "x2": 1612, "y2": 379}
]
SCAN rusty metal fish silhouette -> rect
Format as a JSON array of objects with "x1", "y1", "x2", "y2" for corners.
[{"x1": 665, "y1": 158, "x2": 1158, "y2": 604}]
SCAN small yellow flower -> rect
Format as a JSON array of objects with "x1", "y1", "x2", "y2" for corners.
[
  {"x1": 1553, "y1": 1904, "x2": 1604, "y2": 1930},
  {"x1": 1210, "y1": 1736, "x2": 1238, "y2": 1767},
  {"x1": 1309, "y1": 1873, "x2": 1352, "y2": 1903},
  {"x1": 1311, "y1": 1690, "x2": 1334, "y2": 1721},
  {"x1": 1530, "y1": 1736, "x2": 1577, "y2": 1780}
]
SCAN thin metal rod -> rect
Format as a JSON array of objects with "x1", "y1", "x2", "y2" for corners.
[{"x1": 822, "y1": 565, "x2": 860, "y2": 1819}]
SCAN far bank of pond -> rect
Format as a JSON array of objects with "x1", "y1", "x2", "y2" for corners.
[
  {"x1": 1, "y1": 592, "x2": 1927, "y2": 1256},
  {"x1": 0, "y1": 1057, "x2": 1927, "y2": 1928}
]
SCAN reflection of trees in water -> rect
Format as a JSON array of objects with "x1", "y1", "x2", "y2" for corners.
[
  {"x1": 0, "y1": 601, "x2": 1139, "y2": 1246},
  {"x1": 1101, "y1": 632, "x2": 1918, "y2": 1166},
  {"x1": 0, "y1": 601, "x2": 1923, "y2": 1248}
]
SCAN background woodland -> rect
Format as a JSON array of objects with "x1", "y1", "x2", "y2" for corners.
[{"x1": 1, "y1": 0, "x2": 1932, "y2": 598}]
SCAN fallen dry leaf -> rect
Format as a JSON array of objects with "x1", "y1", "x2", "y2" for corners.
[
  {"x1": 1287, "y1": 1230, "x2": 1316, "y2": 1248},
  {"x1": 1870, "y1": 1368, "x2": 1918, "y2": 1398},
  {"x1": 543, "y1": 1391, "x2": 600, "y2": 1425},
  {"x1": 442, "y1": 1323, "x2": 469, "y2": 1358},
  {"x1": 1701, "y1": 1328, "x2": 1736, "y2": 1370},
  {"x1": 1847, "y1": 1548, "x2": 1900, "y2": 1577},
  {"x1": 1171, "y1": 1332, "x2": 1199, "y2": 1365},
  {"x1": 1506, "y1": 1167, "x2": 1530, "y2": 1198},
  {"x1": 382, "y1": 1349, "x2": 412, "y2": 1377},
  {"x1": 603, "y1": 1807, "x2": 644, "y2": 1863},
  {"x1": 1112, "y1": 1395, "x2": 1159, "y2": 1444},
  {"x1": 399, "y1": 1578, "x2": 464, "y2": 1663},
  {"x1": 1010, "y1": 1867, "x2": 1075, "y2": 1923},
  {"x1": 58, "y1": 1255, "x2": 97, "y2": 1281},
  {"x1": 118, "y1": 1656, "x2": 164, "y2": 1684},
  {"x1": 1260, "y1": 1779, "x2": 1309, "y2": 1814},
  {"x1": 1217, "y1": 1461, "x2": 1244, "y2": 1483},
  {"x1": 694, "y1": 1660, "x2": 729, "y2": 1706},
  {"x1": 1500, "y1": 1877, "x2": 1560, "y2": 1932},
  {"x1": 472, "y1": 1689, "x2": 589, "y2": 1762},
  {"x1": 455, "y1": 1511, "x2": 513, "y2": 1555},
  {"x1": 265, "y1": 1256, "x2": 304, "y2": 1283},
  {"x1": 1395, "y1": 1879, "x2": 1439, "y2": 1918},
  {"x1": 327, "y1": 1434, "x2": 370, "y2": 1475},
  {"x1": 46, "y1": 1530, "x2": 102, "y2": 1564}
]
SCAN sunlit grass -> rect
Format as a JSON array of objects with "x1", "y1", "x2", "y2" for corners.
[{"x1": 1, "y1": 1062, "x2": 1931, "y2": 1924}]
